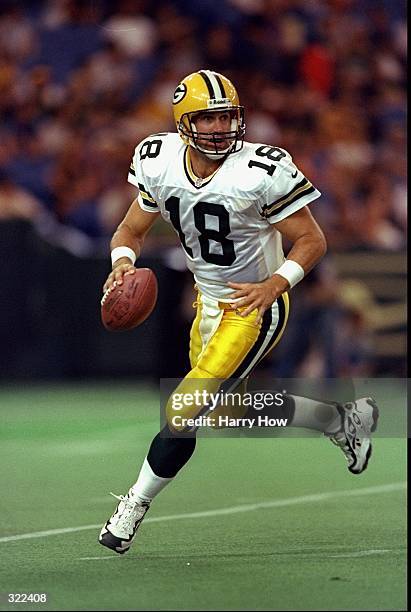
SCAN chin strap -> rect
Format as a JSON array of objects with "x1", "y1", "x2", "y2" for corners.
[{"x1": 199, "y1": 147, "x2": 232, "y2": 160}]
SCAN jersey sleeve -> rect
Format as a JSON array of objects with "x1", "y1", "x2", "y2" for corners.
[
  {"x1": 258, "y1": 149, "x2": 321, "y2": 224},
  {"x1": 127, "y1": 142, "x2": 160, "y2": 213}
]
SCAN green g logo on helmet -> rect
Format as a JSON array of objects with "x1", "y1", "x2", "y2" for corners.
[{"x1": 173, "y1": 83, "x2": 187, "y2": 105}]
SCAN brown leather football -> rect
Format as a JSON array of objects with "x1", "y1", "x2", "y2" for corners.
[{"x1": 101, "y1": 268, "x2": 158, "y2": 331}]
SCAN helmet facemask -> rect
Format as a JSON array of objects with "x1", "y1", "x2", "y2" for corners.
[{"x1": 178, "y1": 107, "x2": 245, "y2": 160}]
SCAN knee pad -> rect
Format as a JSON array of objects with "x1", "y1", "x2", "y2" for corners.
[{"x1": 165, "y1": 371, "x2": 220, "y2": 432}]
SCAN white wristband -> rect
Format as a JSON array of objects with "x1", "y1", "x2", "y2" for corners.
[
  {"x1": 111, "y1": 246, "x2": 137, "y2": 267},
  {"x1": 274, "y1": 260, "x2": 305, "y2": 288}
]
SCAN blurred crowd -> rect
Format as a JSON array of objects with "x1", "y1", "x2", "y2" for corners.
[{"x1": 0, "y1": 0, "x2": 406, "y2": 250}]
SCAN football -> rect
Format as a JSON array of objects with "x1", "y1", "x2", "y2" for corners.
[{"x1": 101, "y1": 268, "x2": 158, "y2": 331}]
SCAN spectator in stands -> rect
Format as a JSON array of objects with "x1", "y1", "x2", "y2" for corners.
[
  {"x1": 0, "y1": 0, "x2": 406, "y2": 248},
  {"x1": 0, "y1": 169, "x2": 43, "y2": 221}
]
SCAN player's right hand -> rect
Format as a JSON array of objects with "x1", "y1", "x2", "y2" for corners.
[{"x1": 103, "y1": 261, "x2": 136, "y2": 293}]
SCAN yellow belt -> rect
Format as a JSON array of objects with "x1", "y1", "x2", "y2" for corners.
[
  {"x1": 192, "y1": 286, "x2": 239, "y2": 312},
  {"x1": 192, "y1": 300, "x2": 236, "y2": 311},
  {"x1": 218, "y1": 302, "x2": 237, "y2": 311}
]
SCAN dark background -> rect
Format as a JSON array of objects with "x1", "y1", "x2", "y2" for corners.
[{"x1": 0, "y1": 0, "x2": 406, "y2": 381}]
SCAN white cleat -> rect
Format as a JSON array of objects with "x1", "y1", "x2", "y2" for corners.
[
  {"x1": 326, "y1": 397, "x2": 379, "y2": 474},
  {"x1": 98, "y1": 491, "x2": 150, "y2": 554}
]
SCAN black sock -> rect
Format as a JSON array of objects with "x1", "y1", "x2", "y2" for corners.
[{"x1": 147, "y1": 424, "x2": 197, "y2": 478}]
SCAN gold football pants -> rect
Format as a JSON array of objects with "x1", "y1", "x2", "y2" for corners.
[{"x1": 166, "y1": 291, "x2": 289, "y2": 431}]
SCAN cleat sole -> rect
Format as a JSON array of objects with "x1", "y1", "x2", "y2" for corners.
[
  {"x1": 349, "y1": 443, "x2": 372, "y2": 475},
  {"x1": 98, "y1": 527, "x2": 131, "y2": 555}
]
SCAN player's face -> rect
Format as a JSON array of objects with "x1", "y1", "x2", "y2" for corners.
[{"x1": 192, "y1": 111, "x2": 234, "y2": 152}]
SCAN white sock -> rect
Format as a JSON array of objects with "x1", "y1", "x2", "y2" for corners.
[
  {"x1": 129, "y1": 458, "x2": 173, "y2": 504},
  {"x1": 289, "y1": 395, "x2": 342, "y2": 434}
]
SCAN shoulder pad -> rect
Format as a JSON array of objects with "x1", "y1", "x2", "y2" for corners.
[
  {"x1": 229, "y1": 143, "x2": 295, "y2": 199},
  {"x1": 134, "y1": 132, "x2": 181, "y2": 178}
]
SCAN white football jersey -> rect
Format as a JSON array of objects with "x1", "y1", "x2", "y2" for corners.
[{"x1": 128, "y1": 132, "x2": 321, "y2": 301}]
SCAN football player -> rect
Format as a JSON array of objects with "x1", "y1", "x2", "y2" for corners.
[{"x1": 98, "y1": 70, "x2": 378, "y2": 554}]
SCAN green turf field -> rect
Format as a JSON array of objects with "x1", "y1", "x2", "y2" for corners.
[{"x1": 0, "y1": 384, "x2": 407, "y2": 611}]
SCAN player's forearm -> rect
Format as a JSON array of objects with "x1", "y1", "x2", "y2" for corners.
[
  {"x1": 110, "y1": 222, "x2": 144, "y2": 267},
  {"x1": 269, "y1": 232, "x2": 327, "y2": 292},
  {"x1": 283, "y1": 231, "x2": 327, "y2": 275},
  {"x1": 272, "y1": 207, "x2": 327, "y2": 284}
]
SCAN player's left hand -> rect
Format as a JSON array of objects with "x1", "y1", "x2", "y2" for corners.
[{"x1": 228, "y1": 275, "x2": 289, "y2": 324}]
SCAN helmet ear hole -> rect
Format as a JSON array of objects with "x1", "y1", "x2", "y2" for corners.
[{"x1": 177, "y1": 117, "x2": 191, "y2": 145}]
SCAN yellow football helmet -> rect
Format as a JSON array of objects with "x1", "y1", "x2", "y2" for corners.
[{"x1": 172, "y1": 70, "x2": 245, "y2": 159}]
